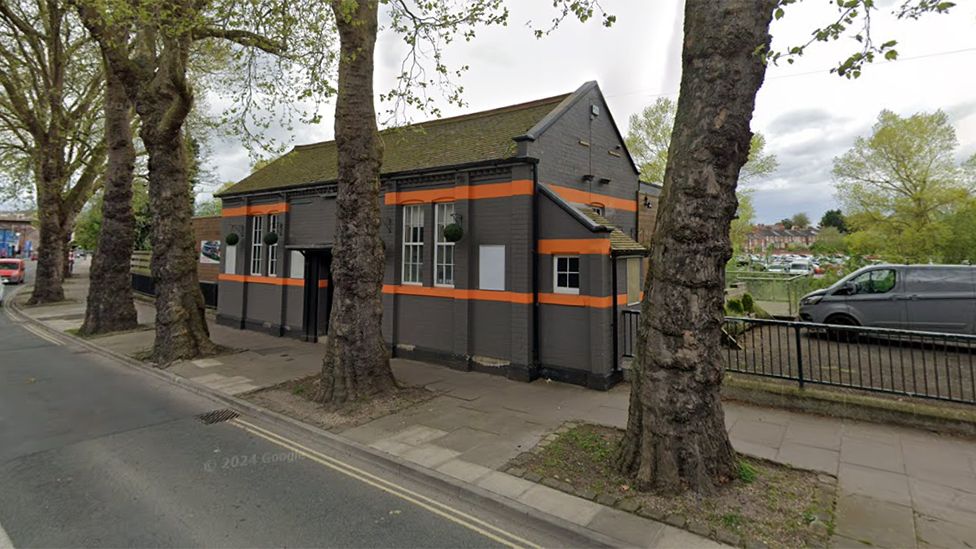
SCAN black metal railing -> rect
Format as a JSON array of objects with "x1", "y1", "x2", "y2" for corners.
[
  {"x1": 724, "y1": 317, "x2": 976, "y2": 405},
  {"x1": 131, "y1": 273, "x2": 219, "y2": 309},
  {"x1": 619, "y1": 310, "x2": 976, "y2": 405}
]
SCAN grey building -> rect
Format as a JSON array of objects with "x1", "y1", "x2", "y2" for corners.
[{"x1": 216, "y1": 81, "x2": 646, "y2": 389}]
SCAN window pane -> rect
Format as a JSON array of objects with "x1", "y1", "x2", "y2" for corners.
[
  {"x1": 568, "y1": 273, "x2": 580, "y2": 288},
  {"x1": 557, "y1": 273, "x2": 568, "y2": 287},
  {"x1": 557, "y1": 257, "x2": 567, "y2": 272},
  {"x1": 568, "y1": 257, "x2": 579, "y2": 272}
]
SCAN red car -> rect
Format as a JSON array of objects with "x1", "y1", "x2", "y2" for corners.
[{"x1": 0, "y1": 258, "x2": 26, "y2": 284}]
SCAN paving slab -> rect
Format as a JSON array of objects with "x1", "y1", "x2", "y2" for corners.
[
  {"x1": 783, "y1": 418, "x2": 843, "y2": 451},
  {"x1": 731, "y1": 439, "x2": 779, "y2": 461},
  {"x1": 386, "y1": 425, "x2": 449, "y2": 446},
  {"x1": 776, "y1": 442, "x2": 839, "y2": 475},
  {"x1": 908, "y1": 478, "x2": 976, "y2": 525},
  {"x1": 841, "y1": 437, "x2": 905, "y2": 473},
  {"x1": 475, "y1": 471, "x2": 535, "y2": 499},
  {"x1": 651, "y1": 524, "x2": 729, "y2": 549},
  {"x1": 399, "y1": 445, "x2": 461, "y2": 468},
  {"x1": 584, "y1": 507, "x2": 666, "y2": 548},
  {"x1": 517, "y1": 484, "x2": 603, "y2": 526},
  {"x1": 429, "y1": 427, "x2": 500, "y2": 453},
  {"x1": 914, "y1": 513, "x2": 976, "y2": 549},
  {"x1": 434, "y1": 459, "x2": 493, "y2": 483},
  {"x1": 368, "y1": 438, "x2": 415, "y2": 456},
  {"x1": 839, "y1": 463, "x2": 912, "y2": 506},
  {"x1": 835, "y1": 494, "x2": 915, "y2": 548},
  {"x1": 730, "y1": 418, "x2": 786, "y2": 447}
]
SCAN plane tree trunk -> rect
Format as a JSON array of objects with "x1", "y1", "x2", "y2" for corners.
[
  {"x1": 30, "y1": 170, "x2": 67, "y2": 304},
  {"x1": 134, "y1": 36, "x2": 217, "y2": 365},
  {"x1": 80, "y1": 67, "x2": 138, "y2": 335},
  {"x1": 614, "y1": 0, "x2": 777, "y2": 494},
  {"x1": 314, "y1": 0, "x2": 397, "y2": 405}
]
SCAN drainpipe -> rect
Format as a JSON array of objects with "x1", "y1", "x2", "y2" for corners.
[
  {"x1": 278, "y1": 191, "x2": 288, "y2": 337},
  {"x1": 390, "y1": 178, "x2": 399, "y2": 356},
  {"x1": 240, "y1": 196, "x2": 250, "y2": 329},
  {"x1": 531, "y1": 162, "x2": 540, "y2": 374},
  {"x1": 610, "y1": 252, "x2": 619, "y2": 375}
]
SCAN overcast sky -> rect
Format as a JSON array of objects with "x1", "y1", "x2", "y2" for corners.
[{"x1": 203, "y1": 1, "x2": 976, "y2": 225}]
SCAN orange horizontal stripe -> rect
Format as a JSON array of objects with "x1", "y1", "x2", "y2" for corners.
[
  {"x1": 538, "y1": 293, "x2": 628, "y2": 308},
  {"x1": 222, "y1": 202, "x2": 289, "y2": 217},
  {"x1": 548, "y1": 184, "x2": 637, "y2": 212},
  {"x1": 384, "y1": 180, "x2": 533, "y2": 205},
  {"x1": 218, "y1": 273, "x2": 327, "y2": 287},
  {"x1": 538, "y1": 239, "x2": 610, "y2": 255},
  {"x1": 382, "y1": 284, "x2": 533, "y2": 304}
]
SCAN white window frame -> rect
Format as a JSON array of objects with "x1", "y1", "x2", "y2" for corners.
[
  {"x1": 626, "y1": 257, "x2": 641, "y2": 305},
  {"x1": 250, "y1": 216, "x2": 264, "y2": 275},
  {"x1": 224, "y1": 243, "x2": 237, "y2": 275},
  {"x1": 288, "y1": 250, "x2": 304, "y2": 279},
  {"x1": 267, "y1": 214, "x2": 280, "y2": 277},
  {"x1": 434, "y1": 202, "x2": 455, "y2": 287},
  {"x1": 401, "y1": 204, "x2": 424, "y2": 285},
  {"x1": 553, "y1": 255, "x2": 580, "y2": 295}
]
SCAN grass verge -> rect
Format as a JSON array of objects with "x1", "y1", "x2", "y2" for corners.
[{"x1": 509, "y1": 424, "x2": 836, "y2": 549}]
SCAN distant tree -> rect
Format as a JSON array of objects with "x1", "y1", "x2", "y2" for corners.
[
  {"x1": 194, "y1": 182, "x2": 235, "y2": 217},
  {"x1": 811, "y1": 226, "x2": 846, "y2": 254},
  {"x1": 834, "y1": 110, "x2": 972, "y2": 262},
  {"x1": 820, "y1": 209, "x2": 847, "y2": 232},
  {"x1": 626, "y1": 97, "x2": 778, "y2": 184},
  {"x1": 790, "y1": 212, "x2": 810, "y2": 228},
  {"x1": 779, "y1": 218, "x2": 794, "y2": 229},
  {"x1": 942, "y1": 197, "x2": 976, "y2": 264},
  {"x1": 730, "y1": 192, "x2": 755, "y2": 256}
]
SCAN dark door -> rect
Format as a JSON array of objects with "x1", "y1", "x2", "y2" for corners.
[{"x1": 302, "y1": 250, "x2": 333, "y2": 342}]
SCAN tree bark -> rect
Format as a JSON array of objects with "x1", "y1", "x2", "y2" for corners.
[
  {"x1": 135, "y1": 37, "x2": 217, "y2": 365},
  {"x1": 29, "y1": 174, "x2": 66, "y2": 304},
  {"x1": 615, "y1": 0, "x2": 777, "y2": 494},
  {"x1": 314, "y1": 0, "x2": 397, "y2": 405},
  {"x1": 80, "y1": 66, "x2": 138, "y2": 335}
]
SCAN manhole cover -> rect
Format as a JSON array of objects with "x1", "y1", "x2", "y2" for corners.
[{"x1": 196, "y1": 409, "x2": 240, "y2": 425}]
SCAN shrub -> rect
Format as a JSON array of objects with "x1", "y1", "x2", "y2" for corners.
[
  {"x1": 741, "y1": 293, "x2": 755, "y2": 313},
  {"x1": 726, "y1": 298, "x2": 744, "y2": 315}
]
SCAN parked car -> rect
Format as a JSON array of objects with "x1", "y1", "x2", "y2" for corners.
[
  {"x1": 0, "y1": 258, "x2": 26, "y2": 284},
  {"x1": 799, "y1": 264, "x2": 976, "y2": 334},
  {"x1": 787, "y1": 260, "x2": 814, "y2": 276}
]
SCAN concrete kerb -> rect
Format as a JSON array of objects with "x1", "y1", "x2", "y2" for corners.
[{"x1": 4, "y1": 287, "x2": 628, "y2": 548}]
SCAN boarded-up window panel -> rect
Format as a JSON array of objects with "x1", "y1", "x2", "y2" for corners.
[
  {"x1": 289, "y1": 250, "x2": 304, "y2": 279},
  {"x1": 479, "y1": 245, "x2": 505, "y2": 291},
  {"x1": 224, "y1": 244, "x2": 237, "y2": 275},
  {"x1": 627, "y1": 257, "x2": 640, "y2": 304}
]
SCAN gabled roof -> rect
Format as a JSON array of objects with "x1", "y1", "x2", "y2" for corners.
[
  {"x1": 219, "y1": 94, "x2": 571, "y2": 197},
  {"x1": 579, "y1": 209, "x2": 647, "y2": 255}
]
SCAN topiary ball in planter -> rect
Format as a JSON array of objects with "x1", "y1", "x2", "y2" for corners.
[
  {"x1": 225, "y1": 232, "x2": 240, "y2": 246},
  {"x1": 443, "y1": 223, "x2": 463, "y2": 243},
  {"x1": 263, "y1": 232, "x2": 279, "y2": 246}
]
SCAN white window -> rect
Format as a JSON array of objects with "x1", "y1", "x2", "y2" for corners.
[
  {"x1": 626, "y1": 257, "x2": 640, "y2": 305},
  {"x1": 224, "y1": 243, "x2": 237, "y2": 275},
  {"x1": 402, "y1": 205, "x2": 424, "y2": 284},
  {"x1": 479, "y1": 245, "x2": 505, "y2": 291},
  {"x1": 267, "y1": 215, "x2": 280, "y2": 277},
  {"x1": 289, "y1": 250, "x2": 304, "y2": 279},
  {"x1": 250, "y1": 216, "x2": 264, "y2": 275},
  {"x1": 554, "y1": 255, "x2": 580, "y2": 294},
  {"x1": 434, "y1": 202, "x2": 455, "y2": 287}
]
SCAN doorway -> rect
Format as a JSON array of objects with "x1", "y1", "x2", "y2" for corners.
[{"x1": 302, "y1": 250, "x2": 333, "y2": 342}]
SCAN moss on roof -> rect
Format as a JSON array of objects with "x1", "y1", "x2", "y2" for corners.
[
  {"x1": 580, "y1": 209, "x2": 647, "y2": 254},
  {"x1": 220, "y1": 94, "x2": 571, "y2": 196}
]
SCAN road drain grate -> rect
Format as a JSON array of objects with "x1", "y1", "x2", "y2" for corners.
[{"x1": 196, "y1": 409, "x2": 240, "y2": 425}]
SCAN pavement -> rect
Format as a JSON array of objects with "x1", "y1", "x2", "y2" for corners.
[{"x1": 8, "y1": 265, "x2": 976, "y2": 548}]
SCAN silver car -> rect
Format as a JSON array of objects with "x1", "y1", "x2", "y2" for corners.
[{"x1": 799, "y1": 264, "x2": 976, "y2": 334}]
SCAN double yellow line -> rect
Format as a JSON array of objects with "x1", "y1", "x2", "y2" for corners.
[{"x1": 231, "y1": 417, "x2": 541, "y2": 549}]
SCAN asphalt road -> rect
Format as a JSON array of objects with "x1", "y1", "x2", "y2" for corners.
[{"x1": 0, "y1": 275, "x2": 572, "y2": 548}]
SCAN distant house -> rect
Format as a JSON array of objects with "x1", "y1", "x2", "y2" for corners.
[
  {"x1": 215, "y1": 82, "x2": 646, "y2": 390},
  {"x1": 0, "y1": 212, "x2": 37, "y2": 258},
  {"x1": 746, "y1": 224, "x2": 819, "y2": 252}
]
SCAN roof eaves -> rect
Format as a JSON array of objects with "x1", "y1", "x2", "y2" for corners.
[{"x1": 538, "y1": 184, "x2": 610, "y2": 233}]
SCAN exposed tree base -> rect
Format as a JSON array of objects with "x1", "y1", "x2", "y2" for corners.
[{"x1": 314, "y1": 334, "x2": 397, "y2": 406}]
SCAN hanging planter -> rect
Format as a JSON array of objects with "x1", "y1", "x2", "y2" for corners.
[
  {"x1": 263, "y1": 232, "x2": 279, "y2": 246},
  {"x1": 225, "y1": 232, "x2": 240, "y2": 246},
  {"x1": 443, "y1": 223, "x2": 463, "y2": 243}
]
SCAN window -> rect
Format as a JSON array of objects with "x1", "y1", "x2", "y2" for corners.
[
  {"x1": 289, "y1": 250, "x2": 304, "y2": 279},
  {"x1": 554, "y1": 255, "x2": 580, "y2": 294},
  {"x1": 224, "y1": 243, "x2": 237, "y2": 275},
  {"x1": 250, "y1": 216, "x2": 264, "y2": 275},
  {"x1": 626, "y1": 257, "x2": 640, "y2": 305},
  {"x1": 267, "y1": 215, "x2": 280, "y2": 277},
  {"x1": 402, "y1": 205, "x2": 424, "y2": 284},
  {"x1": 434, "y1": 202, "x2": 455, "y2": 286},
  {"x1": 850, "y1": 269, "x2": 896, "y2": 294},
  {"x1": 479, "y1": 245, "x2": 505, "y2": 291},
  {"x1": 590, "y1": 203, "x2": 605, "y2": 217}
]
